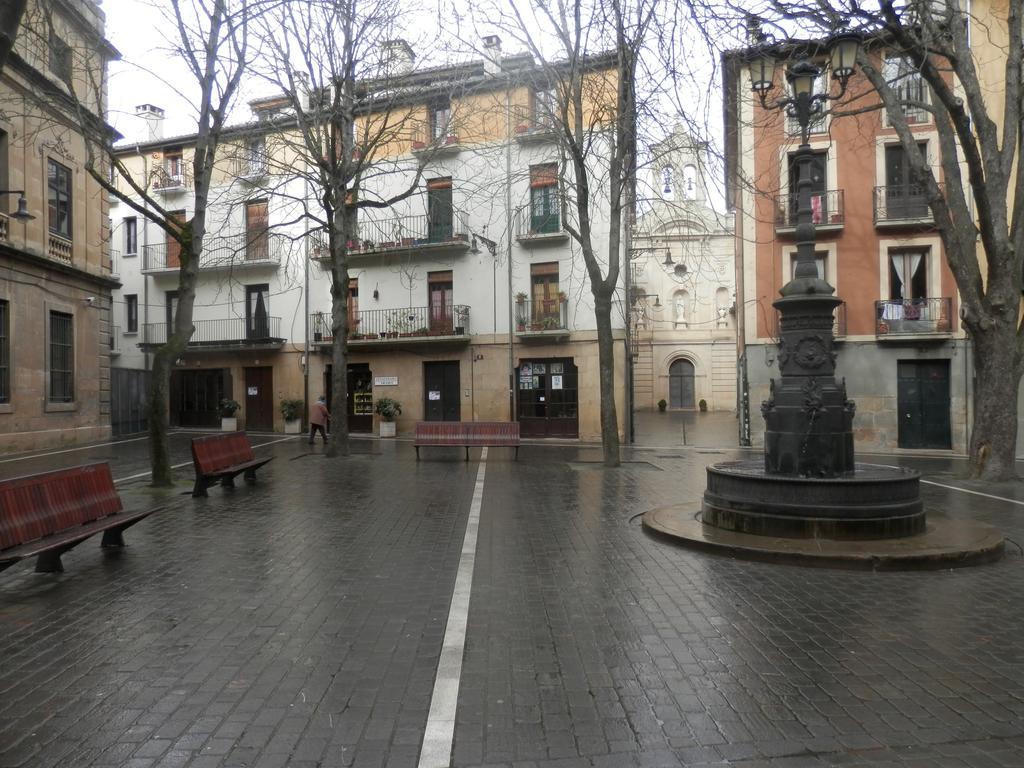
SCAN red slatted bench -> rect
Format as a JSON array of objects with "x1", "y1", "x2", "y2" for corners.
[
  {"x1": 0, "y1": 463, "x2": 162, "y2": 573},
  {"x1": 191, "y1": 431, "x2": 273, "y2": 497},
  {"x1": 414, "y1": 421, "x2": 520, "y2": 460}
]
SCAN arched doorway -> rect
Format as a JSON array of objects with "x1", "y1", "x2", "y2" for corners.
[{"x1": 669, "y1": 359, "x2": 695, "y2": 409}]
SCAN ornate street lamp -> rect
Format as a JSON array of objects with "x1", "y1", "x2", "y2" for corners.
[
  {"x1": 0, "y1": 190, "x2": 35, "y2": 221},
  {"x1": 743, "y1": 32, "x2": 863, "y2": 479}
]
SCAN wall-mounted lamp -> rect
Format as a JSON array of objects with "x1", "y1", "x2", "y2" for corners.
[
  {"x1": 373, "y1": 284, "x2": 379, "y2": 300},
  {"x1": 630, "y1": 287, "x2": 661, "y2": 308},
  {"x1": 661, "y1": 248, "x2": 688, "y2": 278},
  {"x1": 0, "y1": 190, "x2": 35, "y2": 222}
]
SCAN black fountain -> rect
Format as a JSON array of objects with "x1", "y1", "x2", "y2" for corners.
[{"x1": 644, "y1": 34, "x2": 1004, "y2": 568}]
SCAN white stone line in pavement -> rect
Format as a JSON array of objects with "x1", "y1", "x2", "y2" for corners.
[
  {"x1": 860, "y1": 462, "x2": 1024, "y2": 508},
  {"x1": 418, "y1": 447, "x2": 488, "y2": 768},
  {"x1": 0, "y1": 435, "x2": 150, "y2": 464},
  {"x1": 112, "y1": 436, "x2": 296, "y2": 485}
]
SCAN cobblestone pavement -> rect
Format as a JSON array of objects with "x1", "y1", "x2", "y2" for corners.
[{"x1": 0, "y1": 436, "x2": 1022, "y2": 767}]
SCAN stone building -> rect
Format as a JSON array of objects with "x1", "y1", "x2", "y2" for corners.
[
  {"x1": 0, "y1": 0, "x2": 118, "y2": 453},
  {"x1": 631, "y1": 127, "x2": 736, "y2": 413}
]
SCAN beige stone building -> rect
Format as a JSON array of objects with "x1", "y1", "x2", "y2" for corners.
[{"x1": 0, "y1": 0, "x2": 118, "y2": 453}]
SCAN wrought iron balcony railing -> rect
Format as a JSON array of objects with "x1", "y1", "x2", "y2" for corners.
[
  {"x1": 410, "y1": 126, "x2": 463, "y2": 154},
  {"x1": 875, "y1": 298, "x2": 952, "y2": 336},
  {"x1": 152, "y1": 167, "x2": 191, "y2": 192},
  {"x1": 311, "y1": 304, "x2": 471, "y2": 342},
  {"x1": 515, "y1": 205, "x2": 567, "y2": 241},
  {"x1": 142, "y1": 232, "x2": 288, "y2": 272},
  {"x1": 873, "y1": 184, "x2": 940, "y2": 225},
  {"x1": 512, "y1": 105, "x2": 558, "y2": 141},
  {"x1": 0, "y1": 212, "x2": 8, "y2": 243},
  {"x1": 775, "y1": 189, "x2": 845, "y2": 231},
  {"x1": 514, "y1": 298, "x2": 568, "y2": 333},
  {"x1": 143, "y1": 316, "x2": 282, "y2": 346},
  {"x1": 317, "y1": 210, "x2": 471, "y2": 257}
]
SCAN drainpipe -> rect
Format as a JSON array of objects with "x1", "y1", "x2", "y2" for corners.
[
  {"x1": 505, "y1": 80, "x2": 515, "y2": 421},
  {"x1": 303, "y1": 173, "x2": 310, "y2": 430}
]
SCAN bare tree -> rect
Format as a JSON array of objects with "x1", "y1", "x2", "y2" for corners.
[
  {"x1": 706, "y1": 0, "x2": 1022, "y2": 479},
  {"x1": 492, "y1": 0, "x2": 659, "y2": 466},
  {"x1": 63, "y1": 0, "x2": 257, "y2": 484},
  {"x1": 253, "y1": 0, "x2": 455, "y2": 458}
]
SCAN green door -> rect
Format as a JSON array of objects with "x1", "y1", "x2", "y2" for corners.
[{"x1": 897, "y1": 360, "x2": 951, "y2": 449}]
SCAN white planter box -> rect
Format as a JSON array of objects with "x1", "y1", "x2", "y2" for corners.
[
  {"x1": 221, "y1": 417, "x2": 238, "y2": 432},
  {"x1": 284, "y1": 419, "x2": 302, "y2": 434},
  {"x1": 379, "y1": 421, "x2": 396, "y2": 438}
]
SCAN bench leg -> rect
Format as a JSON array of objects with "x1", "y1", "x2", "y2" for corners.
[
  {"x1": 101, "y1": 528, "x2": 126, "y2": 548},
  {"x1": 465, "y1": 446, "x2": 470, "y2": 461},
  {"x1": 244, "y1": 469, "x2": 257, "y2": 483},
  {"x1": 192, "y1": 476, "x2": 209, "y2": 498},
  {"x1": 36, "y1": 545, "x2": 74, "y2": 573},
  {"x1": 415, "y1": 446, "x2": 420, "y2": 460},
  {"x1": 220, "y1": 475, "x2": 235, "y2": 488},
  {"x1": 515, "y1": 446, "x2": 519, "y2": 460}
]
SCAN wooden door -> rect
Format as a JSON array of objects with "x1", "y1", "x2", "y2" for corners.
[
  {"x1": 424, "y1": 361, "x2": 460, "y2": 421},
  {"x1": 669, "y1": 359, "x2": 696, "y2": 409},
  {"x1": 244, "y1": 366, "x2": 274, "y2": 431},
  {"x1": 245, "y1": 199, "x2": 269, "y2": 261},
  {"x1": 884, "y1": 143, "x2": 928, "y2": 218},
  {"x1": 428, "y1": 272, "x2": 453, "y2": 333},
  {"x1": 427, "y1": 178, "x2": 453, "y2": 242},
  {"x1": 517, "y1": 358, "x2": 578, "y2": 438}
]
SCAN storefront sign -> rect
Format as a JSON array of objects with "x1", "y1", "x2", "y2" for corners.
[{"x1": 374, "y1": 376, "x2": 398, "y2": 386}]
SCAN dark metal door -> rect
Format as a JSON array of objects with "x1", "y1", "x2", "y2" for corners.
[
  {"x1": 348, "y1": 364, "x2": 373, "y2": 433},
  {"x1": 244, "y1": 366, "x2": 274, "y2": 431},
  {"x1": 897, "y1": 360, "x2": 951, "y2": 449},
  {"x1": 669, "y1": 359, "x2": 695, "y2": 409},
  {"x1": 171, "y1": 368, "x2": 227, "y2": 428},
  {"x1": 517, "y1": 358, "x2": 578, "y2": 438},
  {"x1": 427, "y1": 183, "x2": 453, "y2": 242},
  {"x1": 111, "y1": 368, "x2": 150, "y2": 436},
  {"x1": 424, "y1": 361, "x2": 460, "y2": 421}
]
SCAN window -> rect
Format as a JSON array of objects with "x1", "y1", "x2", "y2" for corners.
[
  {"x1": 788, "y1": 251, "x2": 827, "y2": 281},
  {"x1": 49, "y1": 311, "x2": 74, "y2": 403},
  {"x1": 124, "y1": 217, "x2": 137, "y2": 255},
  {"x1": 884, "y1": 56, "x2": 930, "y2": 125},
  {"x1": 532, "y1": 88, "x2": 555, "y2": 127},
  {"x1": 347, "y1": 278, "x2": 358, "y2": 333},
  {"x1": 884, "y1": 143, "x2": 929, "y2": 218},
  {"x1": 889, "y1": 248, "x2": 929, "y2": 301},
  {"x1": 426, "y1": 177, "x2": 453, "y2": 242},
  {"x1": 161, "y1": 149, "x2": 184, "y2": 187},
  {"x1": 165, "y1": 290, "x2": 178, "y2": 330},
  {"x1": 245, "y1": 199, "x2": 269, "y2": 261},
  {"x1": 47, "y1": 159, "x2": 72, "y2": 239},
  {"x1": 787, "y1": 151, "x2": 828, "y2": 223},
  {"x1": 125, "y1": 294, "x2": 138, "y2": 333},
  {"x1": 49, "y1": 31, "x2": 72, "y2": 83},
  {"x1": 0, "y1": 300, "x2": 8, "y2": 403},
  {"x1": 428, "y1": 271, "x2": 453, "y2": 332},
  {"x1": 529, "y1": 164, "x2": 559, "y2": 234},
  {"x1": 246, "y1": 284, "x2": 270, "y2": 339},
  {"x1": 430, "y1": 101, "x2": 451, "y2": 141},
  {"x1": 530, "y1": 262, "x2": 561, "y2": 327},
  {"x1": 246, "y1": 137, "x2": 267, "y2": 176}
]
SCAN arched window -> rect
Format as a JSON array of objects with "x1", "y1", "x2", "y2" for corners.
[
  {"x1": 669, "y1": 359, "x2": 696, "y2": 409},
  {"x1": 661, "y1": 165, "x2": 674, "y2": 199},
  {"x1": 673, "y1": 290, "x2": 689, "y2": 327},
  {"x1": 682, "y1": 164, "x2": 698, "y2": 200}
]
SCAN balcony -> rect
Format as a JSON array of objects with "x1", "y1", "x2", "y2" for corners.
[
  {"x1": 48, "y1": 233, "x2": 72, "y2": 263},
  {"x1": 410, "y1": 128, "x2": 463, "y2": 157},
  {"x1": 142, "y1": 232, "x2": 287, "y2": 274},
  {"x1": 515, "y1": 298, "x2": 569, "y2": 340},
  {"x1": 0, "y1": 212, "x2": 8, "y2": 243},
  {"x1": 875, "y1": 298, "x2": 952, "y2": 339},
  {"x1": 775, "y1": 190, "x2": 845, "y2": 236},
  {"x1": 316, "y1": 210, "x2": 472, "y2": 260},
  {"x1": 873, "y1": 185, "x2": 938, "y2": 228},
  {"x1": 515, "y1": 206, "x2": 569, "y2": 245},
  {"x1": 310, "y1": 305, "x2": 472, "y2": 348},
  {"x1": 232, "y1": 154, "x2": 269, "y2": 182},
  {"x1": 512, "y1": 105, "x2": 558, "y2": 144},
  {"x1": 772, "y1": 301, "x2": 847, "y2": 340},
  {"x1": 140, "y1": 317, "x2": 284, "y2": 351},
  {"x1": 152, "y1": 167, "x2": 191, "y2": 194}
]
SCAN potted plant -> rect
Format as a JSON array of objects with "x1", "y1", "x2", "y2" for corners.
[
  {"x1": 220, "y1": 398, "x2": 241, "y2": 431},
  {"x1": 445, "y1": 134, "x2": 459, "y2": 145},
  {"x1": 515, "y1": 291, "x2": 527, "y2": 305},
  {"x1": 280, "y1": 398, "x2": 304, "y2": 434},
  {"x1": 698, "y1": 398, "x2": 708, "y2": 413},
  {"x1": 374, "y1": 397, "x2": 402, "y2": 437},
  {"x1": 412, "y1": 139, "x2": 427, "y2": 150},
  {"x1": 657, "y1": 399, "x2": 667, "y2": 413}
]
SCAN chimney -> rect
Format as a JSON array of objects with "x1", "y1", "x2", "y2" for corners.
[
  {"x1": 482, "y1": 35, "x2": 502, "y2": 75},
  {"x1": 135, "y1": 104, "x2": 165, "y2": 142},
  {"x1": 383, "y1": 39, "x2": 415, "y2": 78}
]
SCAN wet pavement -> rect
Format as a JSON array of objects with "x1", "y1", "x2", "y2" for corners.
[{"x1": 0, "y1": 429, "x2": 1023, "y2": 767}]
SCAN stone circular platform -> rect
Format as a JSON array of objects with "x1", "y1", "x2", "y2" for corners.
[{"x1": 643, "y1": 505, "x2": 1005, "y2": 571}]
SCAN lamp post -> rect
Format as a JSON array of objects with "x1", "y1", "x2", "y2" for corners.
[
  {"x1": 746, "y1": 32, "x2": 862, "y2": 479},
  {"x1": 0, "y1": 190, "x2": 35, "y2": 221}
]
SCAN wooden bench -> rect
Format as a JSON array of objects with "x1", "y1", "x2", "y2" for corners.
[
  {"x1": 0, "y1": 463, "x2": 162, "y2": 574},
  {"x1": 191, "y1": 431, "x2": 273, "y2": 497},
  {"x1": 414, "y1": 421, "x2": 520, "y2": 460}
]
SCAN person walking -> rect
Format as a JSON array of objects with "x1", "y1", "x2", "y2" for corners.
[{"x1": 309, "y1": 395, "x2": 330, "y2": 444}]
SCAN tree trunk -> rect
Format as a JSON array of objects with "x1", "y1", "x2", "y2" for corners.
[
  {"x1": 968, "y1": 320, "x2": 1021, "y2": 480},
  {"x1": 148, "y1": 346, "x2": 174, "y2": 486},
  {"x1": 325, "y1": 207, "x2": 352, "y2": 459},
  {"x1": 594, "y1": 293, "x2": 620, "y2": 467}
]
